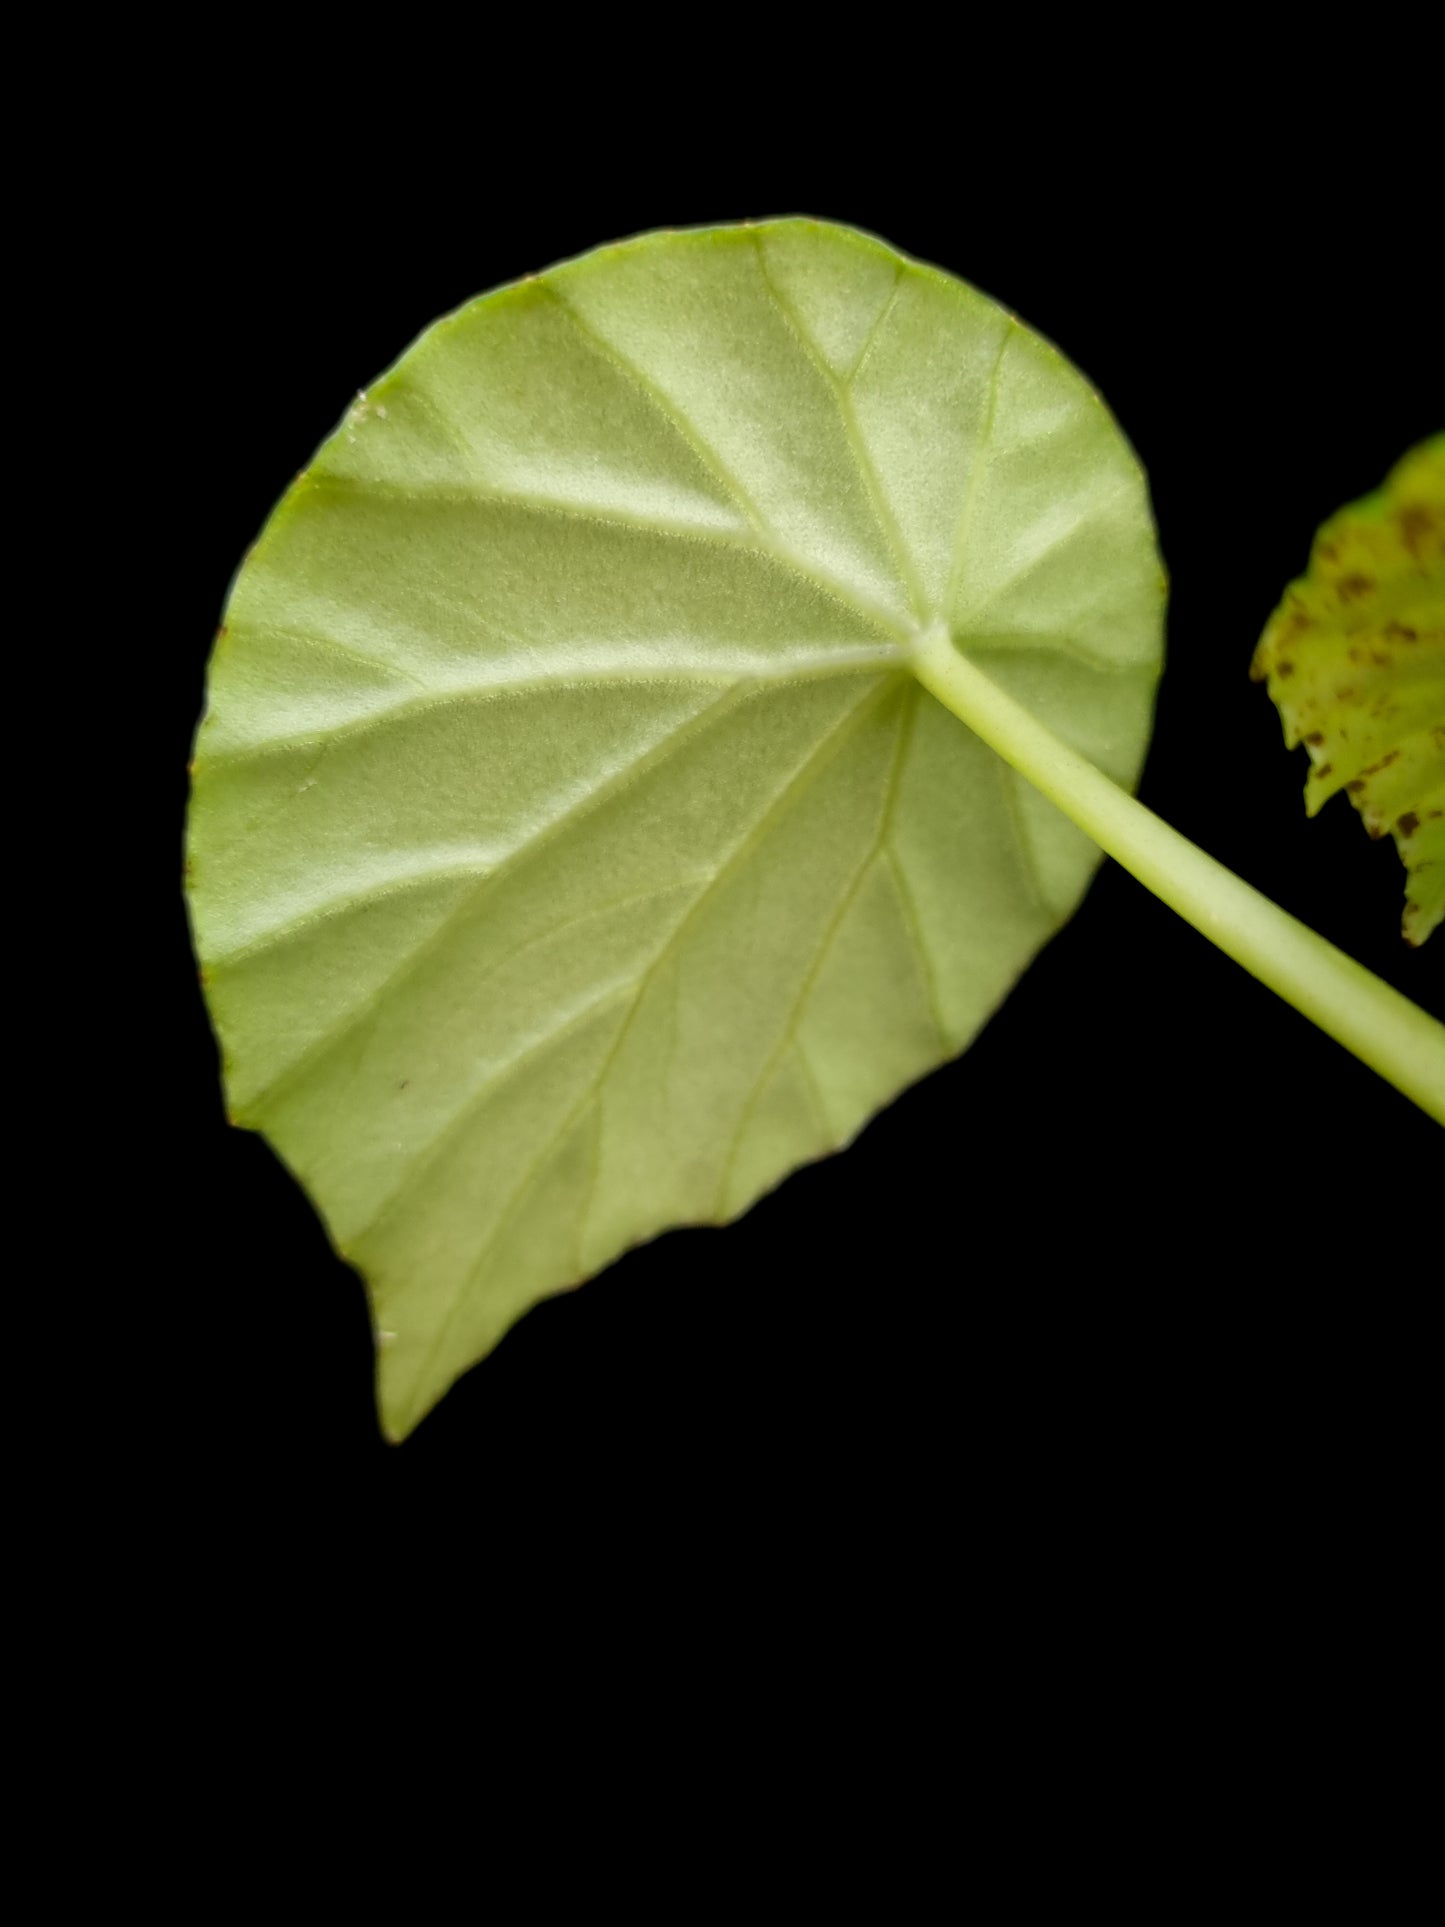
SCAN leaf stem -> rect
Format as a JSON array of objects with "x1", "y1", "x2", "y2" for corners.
[{"x1": 909, "y1": 622, "x2": 1445, "y2": 1124}]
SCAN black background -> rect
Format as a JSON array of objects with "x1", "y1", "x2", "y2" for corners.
[{"x1": 154, "y1": 135, "x2": 1440, "y2": 1582}]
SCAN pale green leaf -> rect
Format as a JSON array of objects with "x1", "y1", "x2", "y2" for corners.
[
  {"x1": 187, "y1": 220, "x2": 1165, "y2": 1436},
  {"x1": 1252, "y1": 435, "x2": 1445, "y2": 945}
]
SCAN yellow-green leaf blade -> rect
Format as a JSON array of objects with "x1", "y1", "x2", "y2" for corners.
[{"x1": 1252, "y1": 435, "x2": 1445, "y2": 945}]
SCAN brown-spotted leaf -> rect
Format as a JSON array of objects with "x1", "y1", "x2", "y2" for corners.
[{"x1": 1252, "y1": 436, "x2": 1445, "y2": 945}]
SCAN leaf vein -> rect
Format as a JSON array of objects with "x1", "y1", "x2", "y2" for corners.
[
  {"x1": 573, "y1": 674, "x2": 900, "y2": 1261},
  {"x1": 944, "y1": 321, "x2": 1014, "y2": 618},
  {"x1": 238, "y1": 686, "x2": 751, "y2": 1111},
  {"x1": 845, "y1": 267, "x2": 904, "y2": 386},
  {"x1": 200, "y1": 648, "x2": 900, "y2": 768},
  {"x1": 540, "y1": 281, "x2": 910, "y2": 642},
  {"x1": 752, "y1": 236, "x2": 928, "y2": 622},
  {"x1": 712, "y1": 685, "x2": 912, "y2": 1215},
  {"x1": 881, "y1": 686, "x2": 950, "y2": 1047},
  {"x1": 395, "y1": 674, "x2": 899, "y2": 1423},
  {"x1": 352, "y1": 976, "x2": 635, "y2": 1245},
  {"x1": 996, "y1": 760, "x2": 1054, "y2": 919}
]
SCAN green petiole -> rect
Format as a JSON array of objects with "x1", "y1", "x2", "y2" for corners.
[{"x1": 909, "y1": 621, "x2": 1445, "y2": 1125}]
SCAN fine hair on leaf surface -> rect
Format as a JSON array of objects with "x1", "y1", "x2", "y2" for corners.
[{"x1": 186, "y1": 219, "x2": 1445, "y2": 1440}]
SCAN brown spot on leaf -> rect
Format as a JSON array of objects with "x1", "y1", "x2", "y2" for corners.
[
  {"x1": 1397, "y1": 505, "x2": 1438, "y2": 555},
  {"x1": 1337, "y1": 574, "x2": 1374, "y2": 600},
  {"x1": 1384, "y1": 622, "x2": 1418, "y2": 641},
  {"x1": 1316, "y1": 763, "x2": 1333, "y2": 779},
  {"x1": 1276, "y1": 660, "x2": 1295, "y2": 678},
  {"x1": 1306, "y1": 731, "x2": 1325, "y2": 746},
  {"x1": 1397, "y1": 811, "x2": 1420, "y2": 838},
  {"x1": 1347, "y1": 779, "x2": 1366, "y2": 795}
]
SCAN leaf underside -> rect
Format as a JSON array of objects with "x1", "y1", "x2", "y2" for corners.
[
  {"x1": 187, "y1": 220, "x2": 1165, "y2": 1437},
  {"x1": 1252, "y1": 435, "x2": 1445, "y2": 945}
]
